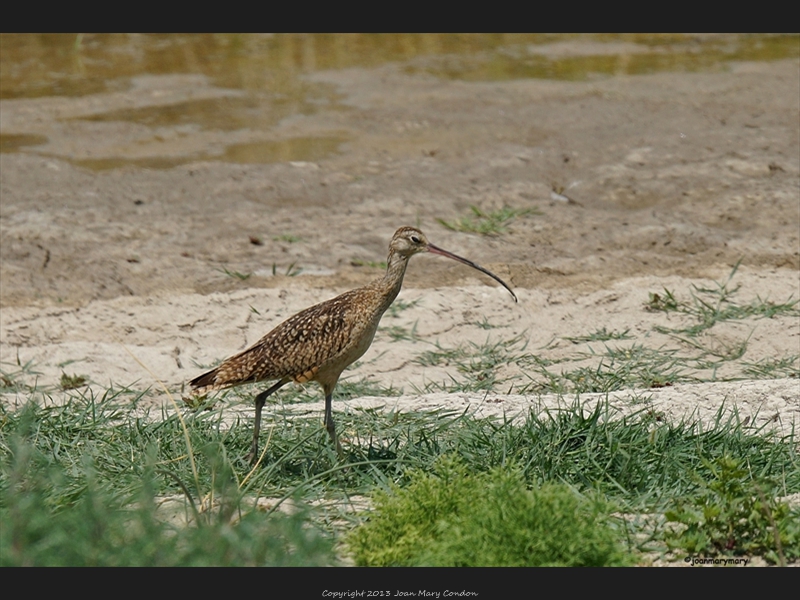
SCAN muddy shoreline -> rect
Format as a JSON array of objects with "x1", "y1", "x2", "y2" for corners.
[{"x1": 1, "y1": 47, "x2": 798, "y2": 434}]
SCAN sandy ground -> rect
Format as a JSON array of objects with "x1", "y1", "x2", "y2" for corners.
[{"x1": 1, "y1": 52, "x2": 799, "y2": 433}]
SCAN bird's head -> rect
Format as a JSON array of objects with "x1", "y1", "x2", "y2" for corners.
[
  {"x1": 387, "y1": 226, "x2": 517, "y2": 302},
  {"x1": 389, "y1": 226, "x2": 431, "y2": 257}
]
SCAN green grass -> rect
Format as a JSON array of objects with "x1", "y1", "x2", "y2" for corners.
[
  {"x1": 351, "y1": 259, "x2": 388, "y2": 270},
  {"x1": 216, "y1": 266, "x2": 252, "y2": 281},
  {"x1": 437, "y1": 205, "x2": 536, "y2": 236},
  {"x1": 0, "y1": 359, "x2": 43, "y2": 394},
  {"x1": 2, "y1": 429, "x2": 335, "y2": 566},
  {"x1": 741, "y1": 356, "x2": 800, "y2": 379},
  {"x1": 413, "y1": 335, "x2": 530, "y2": 393},
  {"x1": 59, "y1": 372, "x2": 87, "y2": 391},
  {"x1": 664, "y1": 455, "x2": 800, "y2": 565},
  {"x1": 402, "y1": 263, "x2": 798, "y2": 395},
  {"x1": 412, "y1": 336, "x2": 693, "y2": 395},
  {"x1": 385, "y1": 298, "x2": 420, "y2": 318},
  {"x1": 412, "y1": 334, "x2": 692, "y2": 395},
  {"x1": 273, "y1": 234, "x2": 302, "y2": 243},
  {"x1": 272, "y1": 377, "x2": 402, "y2": 405},
  {"x1": 271, "y1": 262, "x2": 302, "y2": 277},
  {"x1": 379, "y1": 322, "x2": 421, "y2": 343},
  {"x1": 646, "y1": 260, "x2": 799, "y2": 337},
  {"x1": 540, "y1": 343, "x2": 690, "y2": 393},
  {"x1": 565, "y1": 327, "x2": 633, "y2": 343},
  {"x1": 1, "y1": 384, "x2": 798, "y2": 565},
  {"x1": 471, "y1": 316, "x2": 502, "y2": 330}
]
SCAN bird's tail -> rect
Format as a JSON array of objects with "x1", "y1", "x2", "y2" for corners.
[
  {"x1": 189, "y1": 367, "x2": 221, "y2": 393},
  {"x1": 188, "y1": 348, "x2": 261, "y2": 395}
]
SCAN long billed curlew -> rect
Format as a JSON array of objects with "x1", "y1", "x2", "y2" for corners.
[{"x1": 189, "y1": 226, "x2": 516, "y2": 463}]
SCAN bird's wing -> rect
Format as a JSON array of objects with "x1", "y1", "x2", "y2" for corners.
[{"x1": 200, "y1": 289, "x2": 371, "y2": 388}]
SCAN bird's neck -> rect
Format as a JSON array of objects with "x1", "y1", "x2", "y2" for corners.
[{"x1": 374, "y1": 249, "x2": 410, "y2": 310}]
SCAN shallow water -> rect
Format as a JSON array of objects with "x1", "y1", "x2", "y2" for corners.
[{"x1": 2, "y1": 34, "x2": 797, "y2": 168}]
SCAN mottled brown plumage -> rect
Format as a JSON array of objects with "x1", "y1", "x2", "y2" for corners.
[{"x1": 189, "y1": 226, "x2": 516, "y2": 463}]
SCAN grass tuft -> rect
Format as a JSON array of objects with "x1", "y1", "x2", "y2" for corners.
[
  {"x1": 273, "y1": 234, "x2": 302, "y2": 243},
  {"x1": 59, "y1": 372, "x2": 87, "y2": 391},
  {"x1": 664, "y1": 455, "x2": 800, "y2": 565},
  {"x1": 437, "y1": 205, "x2": 536, "y2": 236},
  {"x1": 385, "y1": 298, "x2": 420, "y2": 318},
  {"x1": 379, "y1": 322, "x2": 421, "y2": 343},
  {"x1": 646, "y1": 260, "x2": 799, "y2": 337},
  {"x1": 216, "y1": 266, "x2": 252, "y2": 281},
  {"x1": 565, "y1": 327, "x2": 633, "y2": 343},
  {"x1": 351, "y1": 259, "x2": 388, "y2": 270},
  {"x1": 741, "y1": 356, "x2": 800, "y2": 379}
]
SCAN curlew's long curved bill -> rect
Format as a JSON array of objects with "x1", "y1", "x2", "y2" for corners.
[{"x1": 427, "y1": 243, "x2": 517, "y2": 302}]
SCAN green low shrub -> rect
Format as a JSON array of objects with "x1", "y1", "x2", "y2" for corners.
[
  {"x1": 348, "y1": 456, "x2": 633, "y2": 566},
  {"x1": 665, "y1": 455, "x2": 800, "y2": 565}
]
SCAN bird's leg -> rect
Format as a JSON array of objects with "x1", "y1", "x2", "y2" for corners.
[
  {"x1": 323, "y1": 384, "x2": 344, "y2": 459},
  {"x1": 248, "y1": 379, "x2": 288, "y2": 465}
]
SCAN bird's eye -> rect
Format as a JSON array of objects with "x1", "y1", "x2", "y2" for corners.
[{"x1": 410, "y1": 235, "x2": 421, "y2": 244}]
